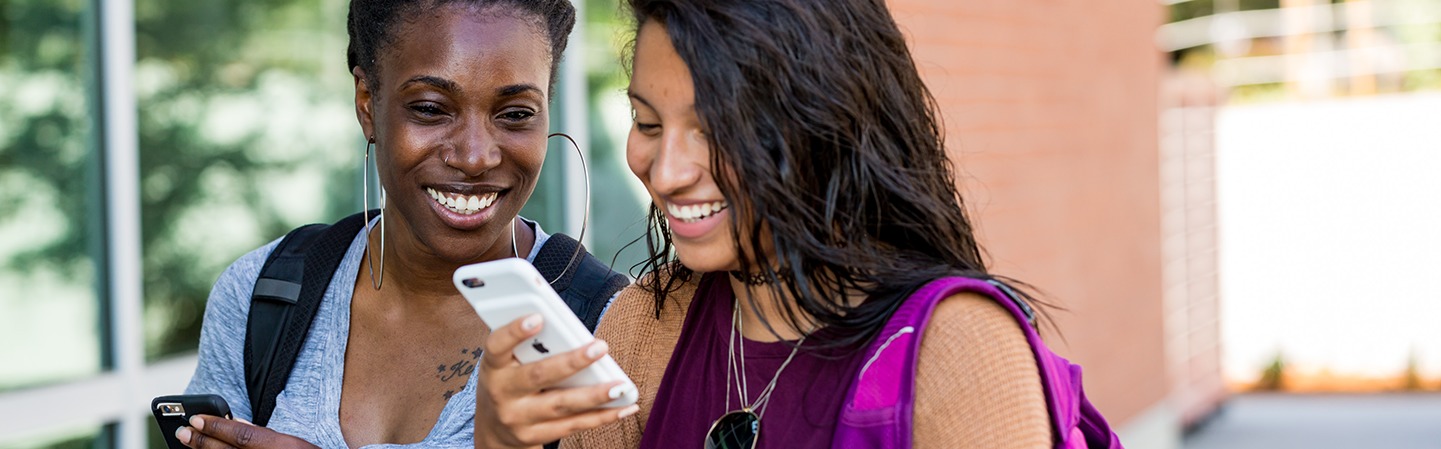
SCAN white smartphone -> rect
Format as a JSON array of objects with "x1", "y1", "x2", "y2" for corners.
[{"x1": 453, "y1": 258, "x2": 638, "y2": 408}]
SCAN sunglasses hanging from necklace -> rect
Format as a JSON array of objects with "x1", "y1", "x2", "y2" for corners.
[{"x1": 706, "y1": 296, "x2": 808, "y2": 449}]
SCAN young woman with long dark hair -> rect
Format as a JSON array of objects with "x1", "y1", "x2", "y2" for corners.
[{"x1": 472, "y1": 1, "x2": 1063, "y2": 448}]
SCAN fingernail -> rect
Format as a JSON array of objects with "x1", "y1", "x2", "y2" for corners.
[
  {"x1": 188, "y1": 415, "x2": 204, "y2": 430},
  {"x1": 175, "y1": 427, "x2": 192, "y2": 444},
  {"x1": 522, "y1": 314, "x2": 542, "y2": 330},
  {"x1": 586, "y1": 341, "x2": 608, "y2": 359},
  {"x1": 618, "y1": 405, "x2": 640, "y2": 419},
  {"x1": 608, "y1": 384, "x2": 626, "y2": 399}
]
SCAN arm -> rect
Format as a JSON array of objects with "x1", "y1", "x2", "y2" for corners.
[
  {"x1": 178, "y1": 241, "x2": 323, "y2": 448},
  {"x1": 913, "y1": 292, "x2": 1051, "y2": 449}
]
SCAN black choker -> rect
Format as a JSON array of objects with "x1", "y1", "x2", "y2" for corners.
[{"x1": 729, "y1": 271, "x2": 776, "y2": 286}]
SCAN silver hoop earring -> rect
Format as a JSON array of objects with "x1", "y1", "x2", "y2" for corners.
[
  {"x1": 543, "y1": 132, "x2": 590, "y2": 284},
  {"x1": 363, "y1": 139, "x2": 386, "y2": 290}
]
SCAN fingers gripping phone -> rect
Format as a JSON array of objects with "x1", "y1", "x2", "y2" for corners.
[
  {"x1": 454, "y1": 258, "x2": 638, "y2": 408},
  {"x1": 152, "y1": 394, "x2": 231, "y2": 449}
]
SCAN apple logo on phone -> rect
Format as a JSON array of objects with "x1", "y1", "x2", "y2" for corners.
[{"x1": 531, "y1": 339, "x2": 550, "y2": 354}]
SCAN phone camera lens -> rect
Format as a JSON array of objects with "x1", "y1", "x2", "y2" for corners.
[{"x1": 462, "y1": 277, "x2": 485, "y2": 288}]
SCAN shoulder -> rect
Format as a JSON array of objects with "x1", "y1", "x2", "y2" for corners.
[
  {"x1": 599, "y1": 265, "x2": 700, "y2": 341},
  {"x1": 917, "y1": 292, "x2": 1040, "y2": 385},
  {"x1": 912, "y1": 291, "x2": 1051, "y2": 448},
  {"x1": 206, "y1": 237, "x2": 285, "y2": 316},
  {"x1": 185, "y1": 237, "x2": 285, "y2": 419}
]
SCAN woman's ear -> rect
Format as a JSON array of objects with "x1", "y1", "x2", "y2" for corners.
[{"x1": 353, "y1": 66, "x2": 376, "y2": 141}]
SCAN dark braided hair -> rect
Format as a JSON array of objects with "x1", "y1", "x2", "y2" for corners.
[
  {"x1": 628, "y1": 0, "x2": 1050, "y2": 350},
  {"x1": 346, "y1": 0, "x2": 576, "y2": 91}
]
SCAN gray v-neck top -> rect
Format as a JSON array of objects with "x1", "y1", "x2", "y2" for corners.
[{"x1": 186, "y1": 218, "x2": 549, "y2": 448}]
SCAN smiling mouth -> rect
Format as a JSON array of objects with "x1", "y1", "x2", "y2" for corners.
[
  {"x1": 427, "y1": 188, "x2": 499, "y2": 215},
  {"x1": 665, "y1": 200, "x2": 729, "y2": 223}
]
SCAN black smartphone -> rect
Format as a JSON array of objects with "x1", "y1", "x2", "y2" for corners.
[{"x1": 151, "y1": 394, "x2": 232, "y2": 449}]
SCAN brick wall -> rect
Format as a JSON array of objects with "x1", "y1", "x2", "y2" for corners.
[{"x1": 889, "y1": 1, "x2": 1169, "y2": 426}]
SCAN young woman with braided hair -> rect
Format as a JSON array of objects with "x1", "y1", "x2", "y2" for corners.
[{"x1": 179, "y1": 1, "x2": 627, "y2": 448}]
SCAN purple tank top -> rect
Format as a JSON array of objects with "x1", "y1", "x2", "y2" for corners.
[{"x1": 639, "y1": 273, "x2": 867, "y2": 449}]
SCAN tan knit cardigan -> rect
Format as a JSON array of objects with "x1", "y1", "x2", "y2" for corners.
[{"x1": 562, "y1": 274, "x2": 1052, "y2": 449}]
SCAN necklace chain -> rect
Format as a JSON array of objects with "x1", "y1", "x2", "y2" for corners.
[{"x1": 726, "y1": 296, "x2": 806, "y2": 419}]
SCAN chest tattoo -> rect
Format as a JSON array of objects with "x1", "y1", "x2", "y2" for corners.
[{"x1": 435, "y1": 346, "x2": 483, "y2": 399}]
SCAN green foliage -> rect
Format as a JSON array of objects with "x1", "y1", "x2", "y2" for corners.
[
  {"x1": 1256, "y1": 351, "x2": 1287, "y2": 391},
  {"x1": 132, "y1": 0, "x2": 358, "y2": 359},
  {"x1": 1, "y1": 0, "x2": 360, "y2": 361},
  {"x1": 0, "y1": 0, "x2": 96, "y2": 278}
]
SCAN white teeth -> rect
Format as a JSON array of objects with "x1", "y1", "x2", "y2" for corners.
[
  {"x1": 666, "y1": 200, "x2": 729, "y2": 223},
  {"x1": 428, "y1": 189, "x2": 500, "y2": 215}
]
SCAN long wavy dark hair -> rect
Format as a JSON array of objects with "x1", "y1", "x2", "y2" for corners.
[
  {"x1": 628, "y1": 0, "x2": 1046, "y2": 349},
  {"x1": 346, "y1": 0, "x2": 575, "y2": 91}
]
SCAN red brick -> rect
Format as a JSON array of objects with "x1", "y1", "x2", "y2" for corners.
[{"x1": 892, "y1": 0, "x2": 1168, "y2": 426}]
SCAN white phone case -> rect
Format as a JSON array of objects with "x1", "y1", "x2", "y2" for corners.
[{"x1": 453, "y1": 258, "x2": 638, "y2": 408}]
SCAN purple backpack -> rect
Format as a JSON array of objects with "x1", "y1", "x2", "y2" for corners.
[{"x1": 832, "y1": 277, "x2": 1124, "y2": 448}]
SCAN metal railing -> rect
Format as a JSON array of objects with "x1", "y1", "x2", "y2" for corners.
[{"x1": 1158, "y1": 0, "x2": 1441, "y2": 88}]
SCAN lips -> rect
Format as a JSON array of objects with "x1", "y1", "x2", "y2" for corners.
[{"x1": 663, "y1": 199, "x2": 730, "y2": 239}]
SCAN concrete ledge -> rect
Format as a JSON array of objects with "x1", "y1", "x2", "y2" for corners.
[{"x1": 1117, "y1": 399, "x2": 1182, "y2": 449}]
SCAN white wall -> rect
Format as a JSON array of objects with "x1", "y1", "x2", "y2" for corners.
[{"x1": 1216, "y1": 92, "x2": 1441, "y2": 384}]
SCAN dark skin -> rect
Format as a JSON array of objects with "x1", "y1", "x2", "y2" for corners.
[{"x1": 178, "y1": 6, "x2": 556, "y2": 449}]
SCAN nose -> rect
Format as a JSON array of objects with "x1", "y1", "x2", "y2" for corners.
[
  {"x1": 645, "y1": 128, "x2": 707, "y2": 195},
  {"x1": 444, "y1": 119, "x2": 501, "y2": 178}
]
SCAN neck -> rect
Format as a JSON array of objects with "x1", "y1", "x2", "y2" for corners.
[
  {"x1": 729, "y1": 277, "x2": 810, "y2": 342},
  {"x1": 728, "y1": 271, "x2": 871, "y2": 342},
  {"x1": 365, "y1": 212, "x2": 535, "y2": 303}
]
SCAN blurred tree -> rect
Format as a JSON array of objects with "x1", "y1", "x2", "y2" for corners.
[
  {"x1": 132, "y1": 0, "x2": 357, "y2": 359},
  {"x1": 0, "y1": 0, "x2": 359, "y2": 361},
  {"x1": 0, "y1": 0, "x2": 97, "y2": 277}
]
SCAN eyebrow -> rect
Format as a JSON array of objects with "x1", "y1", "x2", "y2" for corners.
[
  {"x1": 400, "y1": 75, "x2": 461, "y2": 94},
  {"x1": 497, "y1": 83, "x2": 543, "y2": 97},
  {"x1": 627, "y1": 89, "x2": 654, "y2": 109},
  {"x1": 398, "y1": 77, "x2": 542, "y2": 99}
]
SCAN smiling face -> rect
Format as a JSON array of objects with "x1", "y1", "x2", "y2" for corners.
[
  {"x1": 627, "y1": 21, "x2": 744, "y2": 273},
  {"x1": 354, "y1": 5, "x2": 551, "y2": 263}
]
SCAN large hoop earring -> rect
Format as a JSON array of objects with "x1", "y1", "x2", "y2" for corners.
[
  {"x1": 363, "y1": 138, "x2": 385, "y2": 290},
  {"x1": 543, "y1": 132, "x2": 590, "y2": 285}
]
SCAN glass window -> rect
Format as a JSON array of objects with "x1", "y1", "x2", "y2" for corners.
[
  {"x1": 134, "y1": 0, "x2": 358, "y2": 359},
  {"x1": 578, "y1": 0, "x2": 650, "y2": 273},
  {"x1": 0, "y1": 424, "x2": 109, "y2": 449},
  {"x1": 0, "y1": 0, "x2": 106, "y2": 391}
]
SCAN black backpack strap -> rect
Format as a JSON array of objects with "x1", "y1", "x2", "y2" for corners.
[
  {"x1": 985, "y1": 279, "x2": 1038, "y2": 330},
  {"x1": 244, "y1": 223, "x2": 326, "y2": 421},
  {"x1": 244, "y1": 211, "x2": 371, "y2": 426},
  {"x1": 531, "y1": 233, "x2": 629, "y2": 332}
]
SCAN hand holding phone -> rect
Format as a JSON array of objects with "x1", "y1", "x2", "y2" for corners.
[
  {"x1": 454, "y1": 258, "x2": 637, "y2": 408},
  {"x1": 469, "y1": 284, "x2": 641, "y2": 448},
  {"x1": 152, "y1": 395, "x2": 231, "y2": 449}
]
